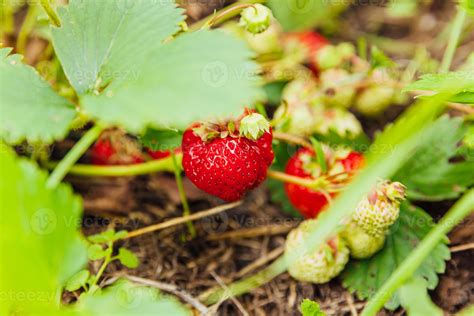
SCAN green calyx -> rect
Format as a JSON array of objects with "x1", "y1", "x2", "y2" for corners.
[
  {"x1": 239, "y1": 112, "x2": 271, "y2": 140},
  {"x1": 239, "y1": 4, "x2": 273, "y2": 34}
]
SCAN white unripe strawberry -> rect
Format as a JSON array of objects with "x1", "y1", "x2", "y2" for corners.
[
  {"x1": 285, "y1": 220, "x2": 350, "y2": 284},
  {"x1": 352, "y1": 181, "x2": 406, "y2": 237}
]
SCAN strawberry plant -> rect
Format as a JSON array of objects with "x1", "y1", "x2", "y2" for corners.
[{"x1": 1, "y1": 0, "x2": 473, "y2": 315}]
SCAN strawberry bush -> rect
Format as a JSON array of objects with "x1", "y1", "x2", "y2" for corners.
[{"x1": 1, "y1": 0, "x2": 473, "y2": 315}]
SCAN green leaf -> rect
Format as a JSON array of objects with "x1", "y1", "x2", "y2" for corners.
[
  {"x1": 0, "y1": 147, "x2": 87, "y2": 314},
  {"x1": 77, "y1": 279, "x2": 191, "y2": 315},
  {"x1": 140, "y1": 128, "x2": 183, "y2": 151},
  {"x1": 450, "y1": 92, "x2": 474, "y2": 104},
  {"x1": 263, "y1": 81, "x2": 287, "y2": 105},
  {"x1": 65, "y1": 269, "x2": 90, "y2": 292},
  {"x1": 88, "y1": 244, "x2": 107, "y2": 260},
  {"x1": 88, "y1": 229, "x2": 115, "y2": 244},
  {"x1": 342, "y1": 203, "x2": 450, "y2": 310},
  {"x1": 82, "y1": 30, "x2": 261, "y2": 132},
  {"x1": 371, "y1": 46, "x2": 396, "y2": 69},
  {"x1": 117, "y1": 248, "x2": 139, "y2": 268},
  {"x1": 395, "y1": 116, "x2": 474, "y2": 200},
  {"x1": 51, "y1": 0, "x2": 185, "y2": 94},
  {"x1": 398, "y1": 278, "x2": 443, "y2": 316},
  {"x1": 301, "y1": 299, "x2": 325, "y2": 316},
  {"x1": 0, "y1": 48, "x2": 76, "y2": 144},
  {"x1": 267, "y1": 0, "x2": 348, "y2": 31},
  {"x1": 460, "y1": 0, "x2": 474, "y2": 15},
  {"x1": 114, "y1": 230, "x2": 128, "y2": 240},
  {"x1": 404, "y1": 71, "x2": 474, "y2": 94}
]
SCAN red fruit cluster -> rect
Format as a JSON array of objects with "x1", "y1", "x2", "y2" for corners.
[
  {"x1": 182, "y1": 124, "x2": 274, "y2": 202},
  {"x1": 285, "y1": 148, "x2": 364, "y2": 218}
]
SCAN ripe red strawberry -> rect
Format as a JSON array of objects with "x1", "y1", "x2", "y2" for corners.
[
  {"x1": 285, "y1": 147, "x2": 364, "y2": 218},
  {"x1": 91, "y1": 129, "x2": 144, "y2": 165},
  {"x1": 182, "y1": 112, "x2": 274, "y2": 202}
]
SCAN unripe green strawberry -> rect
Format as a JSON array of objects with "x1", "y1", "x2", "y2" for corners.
[
  {"x1": 285, "y1": 220, "x2": 349, "y2": 284},
  {"x1": 239, "y1": 4, "x2": 273, "y2": 34},
  {"x1": 352, "y1": 181, "x2": 406, "y2": 237},
  {"x1": 274, "y1": 79, "x2": 319, "y2": 136},
  {"x1": 354, "y1": 86, "x2": 395, "y2": 117},
  {"x1": 243, "y1": 22, "x2": 283, "y2": 55},
  {"x1": 337, "y1": 42, "x2": 355, "y2": 60},
  {"x1": 314, "y1": 45, "x2": 342, "y2": 70},
  {"x1": 341, "y1": 220, "x2": 385, "y2": 259},
  {"x1": 312, "y1": 107, "x2": 362, "y2": 139},
  {"x1": 320, "y1": 69, "x2": 356, "y2": 108}
]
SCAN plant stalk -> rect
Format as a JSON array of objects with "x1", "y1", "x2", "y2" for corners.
[
  {"x1": 361, "y1": 189, "x2": 474, "y2": 316},
  {"x1": 439, "y1": 8, "x2": 467, "y2": 73},
  {"x1": 171, "y1": 152, "x2": 196, "y2": 237},
  {"x1": 189, "y1": 0, "x2": 266, "y2": 31},
  {"x1": 16, "y1": 4, "x2": 38, "y2": 54},
  {"x1": 199, "y1": 256, "x2": 288, "y2": 305},
  {"x1": 40, "y1": 0, "x2": 61, "y2": 27},
  {"x1": 46, "y1": 124, "x2": 105, "y2": 188},
  {"x1": 46, "y1": 154, "x2": 179, "y2": 177}
]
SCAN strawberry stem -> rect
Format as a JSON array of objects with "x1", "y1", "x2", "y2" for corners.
[
  {"x1": 267, "y1": 170, "x2": 326, "y2": 190},
  {"x1": 439, "y1": 8, "x2": 467, "y2": 73},
  {"x1": 40, "y1": 0, "x2": 61, "y2": 27},
  {"x1": 171, "y1": 152, "x2": 196, "y2": 238},
  {"x1": 199, "y1": 256, "x2": 288, "y2": 305},
  {"x1": 189, "y1": 0, "x2": 266, "y2": 31},
  {"x1": 46, "y1": 123, "x2": 105, "y2": 188},
  {"x1": 272, "y1": 132, "x2": 313, "y2": 149},
  {"x1": 361, "y1": 189, "x2": 474, "y2": 316},
  {"x1": 46, "y1": 155, "x2": 179, "y2": 177}
]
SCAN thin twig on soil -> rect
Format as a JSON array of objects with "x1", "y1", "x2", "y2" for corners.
[
  {"x1": 207, "y1": 223, "x2": 298, "y2": 241},
  {"x1": 210, "y1": 271, "x2": 250, "y2": 316},
  {"x1": 449, "y1": 242, "x2": 474, "y2": 253},
  {"x1": 124, "y1": 201, "x2": 242, "y2": 239},
  {"x1": 345, "y1": 292, "x2": 359, "y2": 316},
  {"x1": 105, "y1": 275, "x2": 209, "y2": 315},
  {"x1": 236, "y1": 246, "x2": 285, "y2": 278}
]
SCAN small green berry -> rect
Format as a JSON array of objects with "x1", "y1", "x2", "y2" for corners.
[
  {"x1": 314, "y1": 45, "x2": 342, "y2": 70},
  {"x1": 239, "y1": 4, "x2": 273, "y2": 34},
  {"x1": 285, "y1": 220, "x2": 350, "y2": 284},
  {"x1": 355, "y1": 85, "x2": 395, "y2": 117},
  {"x1": 337, "y1": 42, "x2": 355, "y2": 59},
  {"x1": 341, "y1": 220, "x2": 386, "y2": 259},
  {"x1": 320, "y1": 69, "x2": 356, "y2": 108}
]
